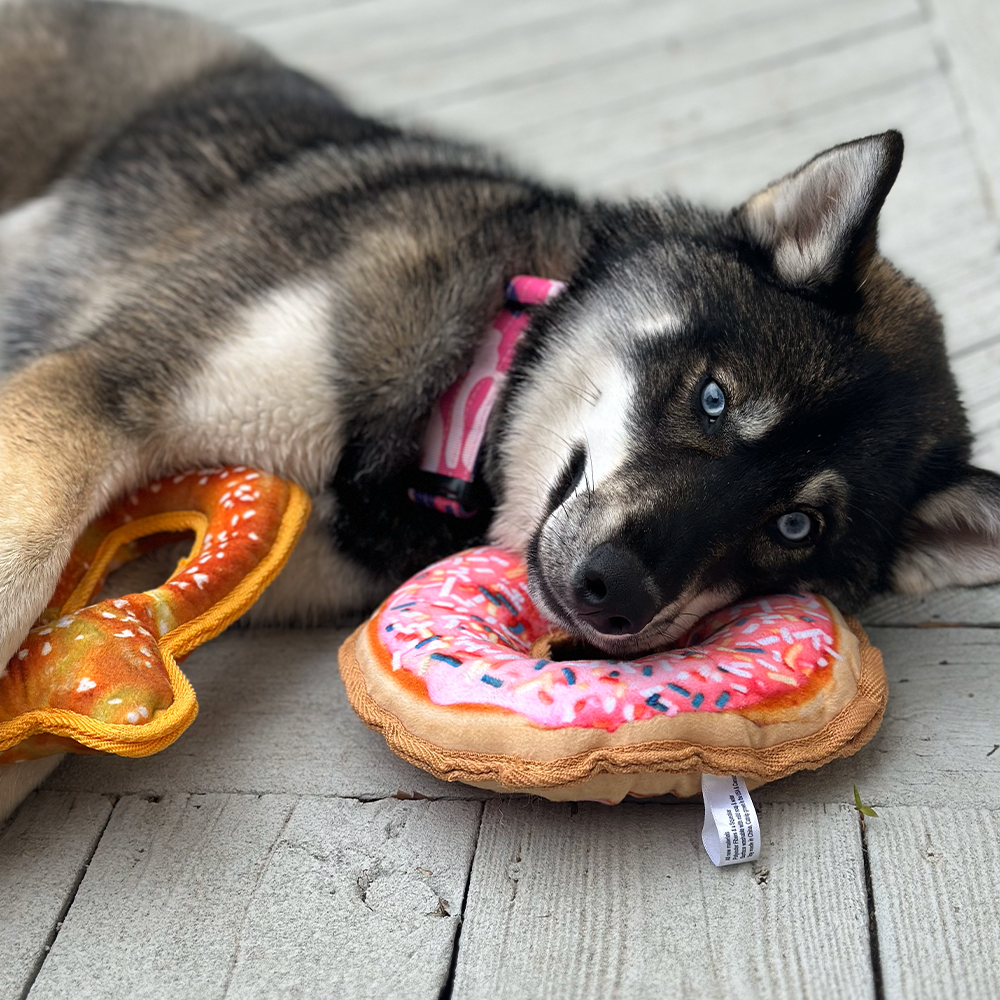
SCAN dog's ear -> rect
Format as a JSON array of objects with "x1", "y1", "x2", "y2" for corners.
[
  {"x1": 738, "y1": 130, "x2": 903, "y2": 291},
  {"x1": 892, "y1": 467, "x2": 1000, "y2": 592}
]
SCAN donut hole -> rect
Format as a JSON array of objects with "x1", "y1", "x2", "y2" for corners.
[{"x1": 529, "y1": 629, "x2": 612, "y2": 663}]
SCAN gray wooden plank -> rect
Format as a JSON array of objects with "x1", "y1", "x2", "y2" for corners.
[
  {"x1": 223, "y1": 797, "x2": 481, "y2": 1000},
  {"x1": 485, "y1": 23, "x2": 936, "y2": 189},
  {"x1": 759, "y1": 626, "x2": 1000, "y2": 808},
  {"x1": 862, "y1": 585, "x2": 1000, "y2": 627},
  {"x1": 241, "y1": 0, "x2": 642, "y2": 99},
  {"x1": 0, "y1": 792, "x2": 114, "y2": 999},
  {"x1": 866, "y1": 806, "x2": 1000, "y2": 1000},
  {"x1": 418, "y1": 0, "x2": 918, "y2": 132},
  {"x1": 452, "y1": 799, "x2": 873, "y2": 1000},
  {"x1": 26, "y1": 793, "x2": 479, "y2": 1000},
  {"x1": 44, "y1": 627, "x2": 489, "y2": 800},
  {"x1": 377, "y1": 0, "x2": 918, "y2": 117},
  {"x1": 972, "y1": 430, "x2": 1000, "y2": 479},
  {"x1": 26, "y1": 793, "x2": 296, "y2": 1000},
  {"x1": 164, "y1": 0, "x2": 368, "y2": 29},
  {"x1": 927, "y1": 0, "x2": 1000, "y2": 218}
]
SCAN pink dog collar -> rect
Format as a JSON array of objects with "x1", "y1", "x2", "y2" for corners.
[{"x1": 408, "y1": 274, "x2": 565, "y2": 517}]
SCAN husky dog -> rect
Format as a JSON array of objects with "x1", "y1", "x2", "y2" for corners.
[{"x1": 2, "y1": 0, "x2": 999, "y2": 817}]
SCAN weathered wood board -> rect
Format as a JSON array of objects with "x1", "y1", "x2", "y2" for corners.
[
  {"x1": 25, "y1": 794, "x2": 481, "y2": 1000},
  {"x1": 758, "y1": 626, "x2": 1000, "y2": 808},
  {"x1": 452, "y1": 799, "x2": 873, "y2": 1000},
  {"x1": 866, "y1": 806, "x2": 1000, "y2": 1000},
  {"x1": 927, "y1": 0, "x2": 1000, "y2": 217},
  {"x1": 0, "y1": 792, "x2": 114, "y2": 999},
  {"x1": 861, "y1": 585, "x2": 1000, "y2": 628}
]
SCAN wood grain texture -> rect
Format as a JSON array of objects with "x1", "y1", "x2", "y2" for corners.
[
  {"x1": 861, "y1": 585, "x2": 1000, "y2": 628},
  {"x1": 0, "y1": 791, "x2": 113, "y2": 999},
  {"x1": 222, "y1": 797, "x2": 481, "y2": 1000},
  {"x1": 413, "y1": 0, "x2": 918, "y2": 129},
  {"x1": 45, "y1": 627, "x2": 489, "y2": 800},
  {"x1": 266, "y1": 0, "x2": 920, "y2": 117},
  {"x1": 927, "y1": 0, "x2": 1000, "y2": 218},
  {"x1": 26, "y1": 794, "x2": 480, "y2": 1000},
  {"x1": 452, "y1": 799, "x2": 873, "y2": 1000},
  {"x1": 866, "y1": 807, "x2": 1000, "y2": 1000},
  {"x1": 26, "y1": 793, "x2": 296, "y2": 1000}
]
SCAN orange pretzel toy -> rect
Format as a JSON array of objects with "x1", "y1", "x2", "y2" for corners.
[{"x1": 0, "y1": 466, "x2": 310, "y2": 763}]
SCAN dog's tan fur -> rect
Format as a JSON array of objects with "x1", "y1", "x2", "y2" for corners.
[{"x1": 0, "y1": 352, "x2": 138, "y2": 667}]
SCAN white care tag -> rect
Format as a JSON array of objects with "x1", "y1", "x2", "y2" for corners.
[{"x1": 701, "y1": 774, "x2": 761, "y2": 867}]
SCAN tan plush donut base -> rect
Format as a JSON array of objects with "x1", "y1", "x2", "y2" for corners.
[{"x1": 338, "y1": 600, "x2": 887, "y2": 802}]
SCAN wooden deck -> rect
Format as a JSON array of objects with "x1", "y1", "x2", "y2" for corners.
[{"x1": 4, "y1": 1, "x2": 1000, "y2": 997}]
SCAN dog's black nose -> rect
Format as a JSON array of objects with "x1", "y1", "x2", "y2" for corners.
[{"x1": 573, "y1": 543, "x2": 659, "y2": 635}]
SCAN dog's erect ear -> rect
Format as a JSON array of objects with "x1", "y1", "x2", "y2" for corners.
[
  {"x1": 738, "y1": 130, "x2": 904, "y2": 291},
  {"x1": 892, "y1": 467, "x2": 1000, "y2": 593}
]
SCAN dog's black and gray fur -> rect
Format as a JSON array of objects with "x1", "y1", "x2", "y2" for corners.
[{"x1": 3, "y1": 0, "x2": 1000, "y2": 815}]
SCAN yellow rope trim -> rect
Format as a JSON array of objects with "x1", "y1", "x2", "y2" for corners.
[
  {"x1": 0, "y1": 483, "x2": 312, "y2": 758},
  {"x1": 62, "y1": 511, "x2": 208, "y2": 614}
]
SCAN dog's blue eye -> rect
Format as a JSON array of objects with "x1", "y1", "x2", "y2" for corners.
[
  {"x1": 777, "y1": 511, "x2": 812, "y2": 542},
  {"x1": 701, "y1": 381, "x2": 725, "y2": 418}
]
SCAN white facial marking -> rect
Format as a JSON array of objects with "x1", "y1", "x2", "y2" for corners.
[
  {"x1": 575, "y1": 360, "x2": 635, "y2": 492},
  {"x1": 793, "y1": 469, "x2": 849, "y2": 508},
  {"x1": 734, "y1": 398, "x2": 784, "y2": 441},
  {"x1": 631, "y1": 312, "x2": 683, "y2": 343},
  {"x1": 649, "y1": 584, "x2": 740, "y2": 645},
  {"x1": 490, "y1": 293, "x2": 683, "y2": 553}
]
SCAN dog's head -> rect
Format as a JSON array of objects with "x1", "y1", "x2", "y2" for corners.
[{"x1": 490, "y1": 130, "x2": 1000, "y2": 654}]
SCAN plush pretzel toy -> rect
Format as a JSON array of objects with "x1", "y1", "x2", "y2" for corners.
[{"x1": 0, "y1": 467, "x2": 310, "y2": 763}]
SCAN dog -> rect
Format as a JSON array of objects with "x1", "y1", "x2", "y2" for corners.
[{"x1": 2, "y1": 0, "x2": 999, "y2": 819}]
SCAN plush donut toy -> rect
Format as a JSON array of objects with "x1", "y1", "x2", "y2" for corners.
[
  {"x1": 339, "y1": 547, "x2": 887, "y2": 802},
  {"x1": 0, "y1": 467, "x2": 310, "y2": 763}
]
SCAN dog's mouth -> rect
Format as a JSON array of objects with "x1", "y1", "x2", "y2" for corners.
[
  {"x1": 527, "y1": 545, "x2": 668, "y2": 656},
  {"x1": 527, "y1": 530, "x2": 735, "y2": 657}
]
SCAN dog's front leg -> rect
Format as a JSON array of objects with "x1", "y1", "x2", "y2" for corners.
[
  {"x1": 0, "y1": 350, "x2": 137, "y2": 669},
  {"x1": 0, "y1": 351, "x2": 138, "y2": 818}
]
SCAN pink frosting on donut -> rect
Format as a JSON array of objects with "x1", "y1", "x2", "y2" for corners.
[{"x1": 376, "y1": 547, "x2": 841, "y2": 732}]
